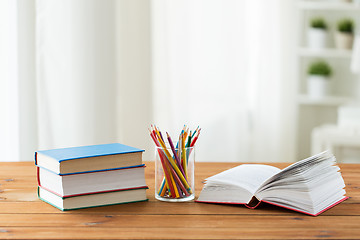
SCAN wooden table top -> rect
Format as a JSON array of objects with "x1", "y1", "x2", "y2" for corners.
[{"x1": 0, "y1": 161, "x2": 359, "y2": 239}]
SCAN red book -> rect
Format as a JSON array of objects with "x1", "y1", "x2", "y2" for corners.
[
  {"x1": 196, "y1": 151, "x2": 348, "y2": 216},
  {"x1": 37, "y1": 165, "x2": 147, "y2": 198}
]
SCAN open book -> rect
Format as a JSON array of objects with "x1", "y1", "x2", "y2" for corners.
[{"x1": 196, "y1": 151, "x2": 348, "y2": 216}]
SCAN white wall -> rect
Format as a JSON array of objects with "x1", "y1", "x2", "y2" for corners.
[
  {"x1": 115, "y1": 0, "x2": 154, "y2": 161},
  {"x1": 279, "y1": 0, "x2": 297, "y2": 162},
  {"x1": 36, "y1": 0, "x2": 117, "y2": 150},
  {"x1": 17, "y1": 0, "x2": 37, "y2": 161},
  {"x1": 0, "y1": 0, "x2": 20, "y2": 161}
]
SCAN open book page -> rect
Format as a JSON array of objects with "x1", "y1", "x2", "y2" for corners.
[
  {"x1": 255, "y1": 151, "x2": 346, "y2": 215},
  {"x1": 197, "y1": 164, "x2": 281, "y2": 204},
  {"x1": 205, "y1": 164, "x2": 281, "y2": 195},
  {"x1": 255, "y1": 151, "x2": 333, "y2": 193}
]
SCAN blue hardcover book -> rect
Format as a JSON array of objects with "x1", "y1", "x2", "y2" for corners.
[{"x1": 35, "y1": 143, "x2": 145, "y2": 175}]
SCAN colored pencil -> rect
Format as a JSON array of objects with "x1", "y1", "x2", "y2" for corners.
[
  {"x1": 149, "y1": 125, "x2": 200, "y2": 198},
  {"x1": 167, "y1": 132, "x2": 186, "y2": 177}
]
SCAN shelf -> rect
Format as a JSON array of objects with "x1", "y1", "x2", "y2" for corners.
[
  {"x1": 296, "y1": 0, "x2": 360, "y2": 160},
  {"x1": 298, "y1": 48, "x2": 352, "y2": 58},
  {"x1": 298, "y1": 94, "x2": 352, "y2": 106},
  {"x1": 298, "y1": 1, "x2": 360, "y2": 10}
]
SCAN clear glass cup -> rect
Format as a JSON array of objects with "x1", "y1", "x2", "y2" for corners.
[{"x1": 155, "y1": 145, "x2": 195, "y2": 202}]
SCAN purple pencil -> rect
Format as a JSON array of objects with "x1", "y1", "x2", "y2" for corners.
[{"x1": 166, "y1": 132, "x2": 186, "y2": 178}]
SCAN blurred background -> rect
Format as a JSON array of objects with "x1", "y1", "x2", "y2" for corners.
[{"x1": 1, "y1": 0, "x2": 360, "y2": 163}]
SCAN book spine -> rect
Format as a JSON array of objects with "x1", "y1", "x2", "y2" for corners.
[
  {"x1": 244, "y1": 202, "x2": 262, "y2": 209},
  {"x1": 244, "y1": 196, "x2": 262, "y2": 209},
  {"x1": 34, "y1": 152, "x2": 38, "y2": 165},
  {"x1": 36, "y1": 167, "x2": 41, "y2": 186}
]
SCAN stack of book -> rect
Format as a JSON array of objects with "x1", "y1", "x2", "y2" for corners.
[{"x1": 35, "y1": 143, "x2": 148, "y2": 211}]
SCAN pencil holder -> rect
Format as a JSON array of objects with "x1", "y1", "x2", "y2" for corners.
[{"x1": 155, "y1": 145, "x2": 195, "y2": 202}]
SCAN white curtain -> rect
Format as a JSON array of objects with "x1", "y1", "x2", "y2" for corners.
[
  {"x1": 36, "y1": 0, "x2": 117, "y2": 149},
  {"x1": 0, "y1": 0, "x2": 295, "y2": 162},
  {"x1": 1, "y1": 0, "x2": 118, "y2": 161},
  {"x1": 0, "y1": 0, "x2": 20, "y2": 161},
  {"x1": 151, "y1": 0, "x2": 295, "y2": 162}
]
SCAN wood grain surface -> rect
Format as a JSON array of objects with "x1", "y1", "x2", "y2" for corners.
[{"x1": 0, "y1": 161, "x2": 359, "y2": 239}]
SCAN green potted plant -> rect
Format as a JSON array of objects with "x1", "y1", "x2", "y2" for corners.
[
  {"x1": 307, "y1": 60, "x2": 332, "y2": 98},
  {"x1": 308, "y1": 18, "x2": 328, "y2": 49},
  {"x1": 335, "y1": 18, "x2": 354, "y2": 49}
]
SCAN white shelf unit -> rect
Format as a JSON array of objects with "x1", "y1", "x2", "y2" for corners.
[
  {"x1": 298, "y1": 94, "x2": 352, "y2": 106},
  {"x1": 295, "y1": 0, "x2": 360, "y2": 160},
  {"x1": 298, "y1": 48, "x2": 352, "y2": 58},
  {"x1": 298, "y1": 1, "x2": 360, "y2": 11}
]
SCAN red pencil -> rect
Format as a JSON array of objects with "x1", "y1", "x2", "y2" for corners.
[
  {"x1": 190, "y1": 129, "x2": 201, "y2": 147},
  {"x1": 150, "y1": 129, "x2": 176, "y2": 197}
]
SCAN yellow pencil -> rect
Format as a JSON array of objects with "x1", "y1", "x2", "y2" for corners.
[
  {"x1": 156, "y1": 132, "x2": 192, "y2": 193},
  {"x1": 181, "y1": 133, "x2": 188, "y2": 179}
]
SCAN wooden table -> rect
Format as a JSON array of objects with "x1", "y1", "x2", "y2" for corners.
[{"x1": 0, "y1": 162, "x2": 359, "y2": 239}]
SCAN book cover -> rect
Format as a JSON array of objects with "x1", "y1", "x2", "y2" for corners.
[
  {"x1": 34, "y1": 143, "x2": 145, "y2": 175},
  {"x1": 195, "y1": 196, "x2": 349, "y2": 216},
  {"x1": 35, "y1": 143, "x2": 144, "y2": 164}
]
